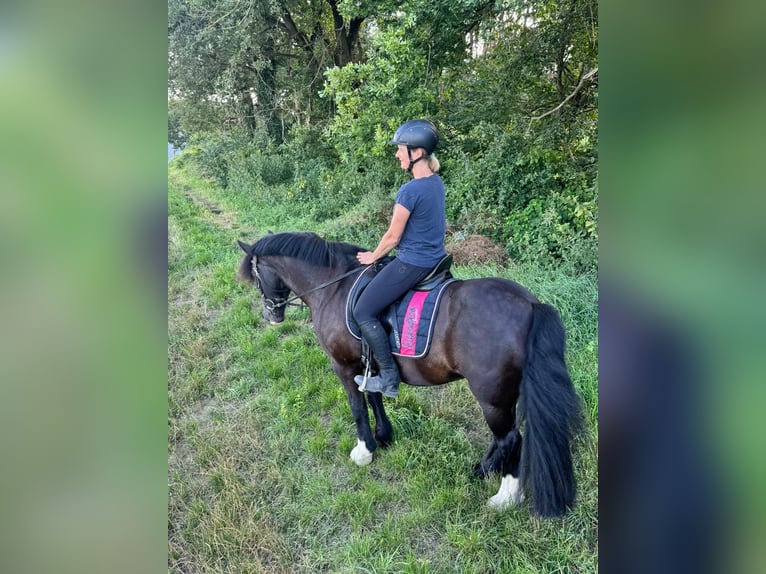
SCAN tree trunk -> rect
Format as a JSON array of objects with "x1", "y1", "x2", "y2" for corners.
[
  {"x1": 326, "y1": 0, "x2": 363, "y2": 67},
  {"x1": 239, "y1": 87, "x2": 257, "y2": 137}
]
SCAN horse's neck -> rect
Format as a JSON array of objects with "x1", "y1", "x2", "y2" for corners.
[{"x1": 273, "y1": 257, "x2": 348, "y2": 307}]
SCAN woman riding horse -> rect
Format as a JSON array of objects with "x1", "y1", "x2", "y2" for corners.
[
  {"x1": 353, "y1": 119, "x2": 447, "y2": 398},
  {"x1": 236, "y1": 123, "x2": 583, "y2": 516}
]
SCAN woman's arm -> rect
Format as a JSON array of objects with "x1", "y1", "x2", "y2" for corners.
[{"x1": 357, "y1": 204, "x2": 411, "y2": 265}]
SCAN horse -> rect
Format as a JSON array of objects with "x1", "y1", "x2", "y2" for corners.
[{"x1": 237, "y1": 231, "x2": 582, "y2": 517}]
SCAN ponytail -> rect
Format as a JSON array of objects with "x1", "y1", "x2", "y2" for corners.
[{"x1": 427, "y1": 154, "x2": 440, "y2": 173}]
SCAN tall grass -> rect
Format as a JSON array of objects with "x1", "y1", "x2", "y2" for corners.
[{"x1": 168, "y1": 162, "x2": 598, "y2": 573}]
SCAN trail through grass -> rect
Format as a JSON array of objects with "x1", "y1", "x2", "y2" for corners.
[{"x1": 168, "y1": 163, "x2": 598, "y2": 573}]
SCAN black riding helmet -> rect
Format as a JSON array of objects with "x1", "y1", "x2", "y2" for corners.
[
  {"x1": 389, "y1": 119, "x2": 439, "y2": 171},
  {"x1": 389, "y1": 119, "x2": 439, "y2": 154}
]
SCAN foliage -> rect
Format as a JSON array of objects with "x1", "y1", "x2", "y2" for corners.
[
  {"x1": 442, "y1": 126, "x2": 597, "y2": 270},
  {"x1": 183, "y1": 129, "x2": 249, "y2": 188},
  {"x1": 168, "y1": 98, "x2": 229, "y2": 150},
  {"x1": 169, "y1": 0, "x2": 369, "y2": 143},
  {"x1": 169, "y1": 0, "x2": 598, "y2": 272}
]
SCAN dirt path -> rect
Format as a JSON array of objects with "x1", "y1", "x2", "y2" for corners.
[{"x1": 182, "y1": 186, "x2": 241, "y2": 230}]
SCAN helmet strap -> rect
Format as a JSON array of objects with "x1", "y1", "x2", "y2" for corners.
[{"x1": 406, "y1": 147, "x2": 427, "y2": 173}]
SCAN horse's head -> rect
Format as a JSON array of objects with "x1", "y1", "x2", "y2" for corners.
[{"x1": 237, "y1": 239, "x2": 290, "y2": 325}]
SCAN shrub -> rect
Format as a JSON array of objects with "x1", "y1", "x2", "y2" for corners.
[
  {"x1": 442, "y1": 127, "x2": 597, "y2": 271},
  {"x1": 188, "y1": 130, "x2": 250, "y2": 188},
  {"x1": 182, "y1": 124, "x2": 597, "y2": 272}
]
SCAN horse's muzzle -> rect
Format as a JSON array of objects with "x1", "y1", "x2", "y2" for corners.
[{"x1": 262, "y1": 306, "x2": 285, "y2": 325}]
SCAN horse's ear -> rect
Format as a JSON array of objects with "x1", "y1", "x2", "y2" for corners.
[
  {"x1": 267, "y1": 230, "x2": 274, "y2": 235},
  {"x1": 237, "y1": 240, "x2": 251, "y2": 253}
]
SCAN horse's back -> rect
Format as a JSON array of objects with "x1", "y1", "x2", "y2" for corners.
[
  {"x1": 413, "y1": 278, "x2": 536, "y2": 382},
  {"x1": 460, "y1": 276, "x2": 538, "y2": 301},
  {"x1": 446, "y1": 277, "x2": 538, "y2": 326}
]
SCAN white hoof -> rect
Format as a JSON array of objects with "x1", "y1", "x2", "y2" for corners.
[
  {"x1": 350, "y1": 439, "x2": 373, "y2": 466},
  {"x1": 487, "y1": 474, "x2": 523, "y2": 511}
]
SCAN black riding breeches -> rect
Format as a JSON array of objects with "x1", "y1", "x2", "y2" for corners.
[{"x1": 353, "y1": 258, "x2": 431, "y2": 324}]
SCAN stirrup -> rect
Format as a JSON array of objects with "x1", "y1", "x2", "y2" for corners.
[{"x1": 355, "y1": 373, "x2": 371, "y2": 393}]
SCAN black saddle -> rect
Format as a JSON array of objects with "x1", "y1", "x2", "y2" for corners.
[{"x1": 346, "y1": 254, "x2": 453, "y2": 320}]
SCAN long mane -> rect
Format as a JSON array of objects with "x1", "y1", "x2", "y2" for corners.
[{"x1": 253, "y1": 232, "x2": 364, "y2": 271}]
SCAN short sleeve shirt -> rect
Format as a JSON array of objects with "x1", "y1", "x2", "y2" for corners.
[{"x1": 395, "y1": 174, "x2": 448, "y2": 267}]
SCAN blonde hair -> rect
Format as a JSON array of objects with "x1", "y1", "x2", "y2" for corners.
[{"x1": 426, "y1": 154, "x2": 440, "y2": 173}]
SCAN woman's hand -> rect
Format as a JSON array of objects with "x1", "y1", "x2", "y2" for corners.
[{"x1": 356, "y1": 251, "x2": 377, "y2": 265}]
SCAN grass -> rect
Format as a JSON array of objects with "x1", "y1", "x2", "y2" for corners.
[{"x1": 168, "y1": 162, "x2": 598, "y2": 573}]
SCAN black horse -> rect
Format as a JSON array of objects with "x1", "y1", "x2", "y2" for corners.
[{"x1": 237, "y1": 231, "x2": 582, "y2": 517}]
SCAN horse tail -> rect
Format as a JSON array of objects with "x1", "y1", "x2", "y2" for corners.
[{"x1": 519, "y1": 302, "x2": 583, "y2": 517}]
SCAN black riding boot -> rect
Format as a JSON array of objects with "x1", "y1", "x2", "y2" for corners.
[{"x1": 354, "y1": 319, "x2": 401, "y2": 398}]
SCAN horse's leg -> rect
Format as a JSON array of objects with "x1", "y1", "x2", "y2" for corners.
[
  {"x1": 474, "y1": 438, "x2": 498, "y2": 478},
  {"x1": 486, "y1": 428, "x2": 524, "y2": 510},
  {"x1": 332, "y1": 361, "x2": 376, "y2": 466},
  {"x1": 367, "y1": 392, "x2": 393, "y2": 448},
  {"x1": 473, "y1": 396, "x2": 524, "y2": 511}
]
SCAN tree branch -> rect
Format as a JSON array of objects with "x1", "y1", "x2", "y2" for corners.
[
  {"x1": 526, "y1": 67, "x2": 598, "y2": 134},
  {"x1": 278, "y1": 8, "x2": 313, "y2": 57}
]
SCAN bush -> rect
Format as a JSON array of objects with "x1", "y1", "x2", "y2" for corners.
[
  {"x1": 228, "y1": 147, "x2": 294, "y2": 190},
  {"x1": 503, "y1": 189, "x2": 597, "y2": 271},
  {"x1": 188, "y1": 130, "x2": 251, "y2": 188},
  {"x1": 442, "y1": 127, "x2": 597, "y2": 271},
  {"x1": 181, "y1": 125, "x2": 597, "y2": 272}
]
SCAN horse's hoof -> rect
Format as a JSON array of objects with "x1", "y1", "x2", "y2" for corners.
[
  {"x1": 350, "y1": 440, "x2": 373, "y2": 466},
  {"x1": 375, "y1": 425, "x2": 393, "y2": 448},
  {"x1": 487, "y1": 497, "x2": 511, "y2": 511},
  {"x1": 375, "y1": 436, "x2": 392, "y2": 449},
  {"x1": 487, "y1": 474, "x2": 523, "y2": 511}
]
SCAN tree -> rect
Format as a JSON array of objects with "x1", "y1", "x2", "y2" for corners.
[
  {"x1": 169, "y1": 0, "x2": 599, "y2": 270},
  {"x1": 168, "y1": 0, "x2": 370, "y2": 143}
]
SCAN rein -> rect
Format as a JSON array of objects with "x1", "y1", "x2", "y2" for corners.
[
  {"x1": 254, "y1": 256, "x2": 365, "y2": 310},
  {"x1": 275, "y1": 266, "x2": 364, "y2": 308}
]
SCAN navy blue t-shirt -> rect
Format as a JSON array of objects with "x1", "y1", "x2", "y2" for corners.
[{"x1": 395, "y1": 174, "x2": 448, "y2": 267}]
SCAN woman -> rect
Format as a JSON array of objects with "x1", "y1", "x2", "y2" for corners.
[{"x1": 353, "y1": 119, "x2": 447, "y2": 398}]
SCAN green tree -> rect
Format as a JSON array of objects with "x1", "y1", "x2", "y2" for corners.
[
  {"x1": 168, "y1": 0, "x2": 370, "y2": 143},
  {"x1": 169, "y1": 0, "x2": 598, "y2": 270}
]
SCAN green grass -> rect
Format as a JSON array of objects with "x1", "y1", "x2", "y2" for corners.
[{"x1": 168, "y1": 162, "x2": 598, "y2": 573}]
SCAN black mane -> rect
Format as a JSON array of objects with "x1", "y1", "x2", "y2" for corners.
[{"x1": 253, "y1": 232, "x2": 364, "y2": 270}]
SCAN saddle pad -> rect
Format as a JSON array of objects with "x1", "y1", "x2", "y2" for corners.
[
  {"x1": 390, "y1": 282, "x2": 455, "y2": 357},
  {"x1": 345, "y1": 270, "x2": 456, "y2": 359}
]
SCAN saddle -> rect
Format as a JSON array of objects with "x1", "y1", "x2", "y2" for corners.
[{"x1": 345, "y1": 254, "x2": 457, "y2": 359}]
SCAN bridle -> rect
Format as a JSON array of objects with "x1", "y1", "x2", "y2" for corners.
[{"x1": 251, "y1": 255, "x2": 364, "y2": 311}]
